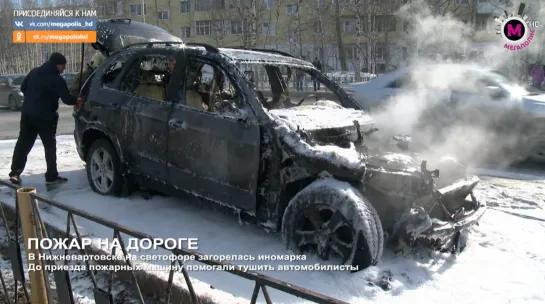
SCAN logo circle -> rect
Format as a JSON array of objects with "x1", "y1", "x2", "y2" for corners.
[{"x1": 501, "y1": 17, "x2": 528, "y2": 43}]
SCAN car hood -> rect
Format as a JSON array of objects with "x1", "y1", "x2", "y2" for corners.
[
  {"x1": 92, "y1": 19, "x2": 183, "y2": 56},
  {"x1": 269, "y1": 100, "x2": 375, "y2": 137},
  {"x1": 522, "y1": 94, "x2": 545, "y2": 117},
  {"x1": 269, "y1": 101, "x2": 376, "y2": 180},
  {"x1": 270, "y1": 101, "x2": 473, "y2": 192}
]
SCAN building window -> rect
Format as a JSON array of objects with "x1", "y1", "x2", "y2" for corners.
[
  {"x1": 377, "y1": 15, "x2": 396, "y2": 32},
  {"x1": 237, "y1": 0, "x2": 252, "y2": 8},
  {"x1": 129, "y1": 4, "x2": 146, "y2": 16},
  {"x1": 376, "y1": 46, "x2": 385, "y2": 59},
  {"x1": 157, "y1": 10, "x2": 169, "y2": 20},
  {"x1": 342, "y1": 19, "x2": 356, "y2": 33},
  {"x1": 345, "y1": 45, "x2": 358, "y2": 60},
  {"x1": 262, "y1": 0, "x2": 274, "y2": 9},
  {"x1": 99, "y1": 1, "x2": 117, "y2": 16},
  {"x1": 288, "y1": 33, "x2": 296, "y2": 44},
  {"x1": 180, "y1": 0, "x2": 190, "y2": 13},
  {"x1": 316, "y1": 0, "x2": 326, "y2": 8},
  {"x1": 456, "y1": 0, "x2": 469, "y2": 5},
  {"x1": 196, "y1": 20, "x2": 211, "y2": 36},
  {"x1": 402, "y1": 20, "x2": 412, "y2": 32},
  {"x1": 314, "y1": 21, "x2": 323, "y2": 33},
  {"x1": 108, "y1": 1, "x2": 118, "y2": 15},
  {"x1": 477, "y1": 19, "x2": 488, "y2": 30},
  {"x1": 195, "y1": 0, "x2": 211, "y2": 10},
  {"x1": 261, "y1": 22, "x2": 276, "y2": 36},
  {"x1": 181, "y1": 26, "x2": 191, "y2": 38},
  {"x1": 286, "y1": 4, "x2": 298, "y2": 14},
  {"x1": 230, "y1": 19, "x2": 245, "y2": 35}
]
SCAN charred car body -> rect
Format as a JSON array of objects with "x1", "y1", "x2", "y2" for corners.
[{"x1": 73, "y1": 19, "x2": 486, "y2": 270}]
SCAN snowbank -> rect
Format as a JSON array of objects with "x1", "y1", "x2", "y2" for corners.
[{"x1": 0, "y1": 136, "x2": 544, "y2": 304}]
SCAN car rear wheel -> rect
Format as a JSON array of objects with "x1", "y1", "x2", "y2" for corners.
[
  {"x1": 8, "y1": 95, "x2": 18, "y2": 111},
  {"x1": 86, "y1": 139, "x2": 122, "y2": 196},
  {"x1": 282, "y1": 181, "x2": 384, "y2": 271}
]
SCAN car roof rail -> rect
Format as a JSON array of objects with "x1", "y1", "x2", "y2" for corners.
[
  {"x1": 107, "y1": 18, "x2": 132, "y2": 24},
  {"x1": 228, "y1": 46, "x2": 295, "y2": 58},
  {"x1": 183, "y1": 42, "x2": 219, "y2": 53},
  {"x1": 120, "y1": 41, "x2": 185, "y2": 51}
]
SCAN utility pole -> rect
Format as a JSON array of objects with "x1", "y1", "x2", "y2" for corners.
[{"x1": 18, "y1": 188, "x2": 48, "y2": 304}]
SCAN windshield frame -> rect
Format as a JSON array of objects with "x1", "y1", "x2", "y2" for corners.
[{"x1": 233, "y1": 61, "x2": 363, "y2": 111}]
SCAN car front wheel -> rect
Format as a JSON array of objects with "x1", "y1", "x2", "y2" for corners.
[
  {"x1": 282, "y1": 179, "x2": 384, "y2": 271},
  {"x1": 8, "y1": 95, "x2": 18, "y2": 111},
  {"x1": 86, "y1": 139, "x2": 122, "y2": 196}
]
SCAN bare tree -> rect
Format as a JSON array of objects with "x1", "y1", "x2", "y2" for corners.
[
  {"x1": 334, "y1": 0, "x2": 348, "y2": 70},
  {"x1": 258, "y1": 0, "x2": 285, "y2": 49}
]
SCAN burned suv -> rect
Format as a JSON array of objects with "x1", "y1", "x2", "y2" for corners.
[{"x1": 73, "y1": 19, "x2": 486, "y2": 270}]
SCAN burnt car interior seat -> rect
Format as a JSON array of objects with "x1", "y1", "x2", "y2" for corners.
[
  {"x1": 134, "y1": 70, "x2": 166, "y2": 101},
  {"x1": 185, "y1": 67, "x2": 205, "y2": 110}
]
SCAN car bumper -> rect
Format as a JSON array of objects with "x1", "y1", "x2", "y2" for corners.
[{"x1": 420, "y1": 194, "x2": 486, "y2": 251}]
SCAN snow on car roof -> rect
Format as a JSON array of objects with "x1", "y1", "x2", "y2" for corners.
[{"x1": 184, "y1": 46, "x2": 314, "y2": 68}]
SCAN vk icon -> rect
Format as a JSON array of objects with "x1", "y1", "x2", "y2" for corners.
[{"x1": 13, "y1": 19, "x2": 25, "y2": 29}]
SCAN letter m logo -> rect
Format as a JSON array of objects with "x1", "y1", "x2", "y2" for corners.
[{"x1": 507, "y1": 24, "x2": 522, "y2": 37}]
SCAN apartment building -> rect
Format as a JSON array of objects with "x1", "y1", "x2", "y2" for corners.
[
  {"x1": 95, "y1": 0, "x2": 535, "y2": 72},
  {"x1": 94, "y1": 0, "x2": 408, "y2": 72}
]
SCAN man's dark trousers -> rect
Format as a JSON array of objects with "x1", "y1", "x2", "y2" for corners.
[{"x1": 10, "y1": 112, "x2": 59, "y2": 181}]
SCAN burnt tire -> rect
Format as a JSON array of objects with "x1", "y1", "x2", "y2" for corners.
[
  {"x1": 281, "y1": 178, "x2": 384, "y2": 271},
  {"x1": 86, "y1": 139, "x2": 122, "y2": 196}
]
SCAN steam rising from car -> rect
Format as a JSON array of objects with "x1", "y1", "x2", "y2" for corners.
[{"x1": 369, "y1": 0, "x2": 545, "y2": 168}]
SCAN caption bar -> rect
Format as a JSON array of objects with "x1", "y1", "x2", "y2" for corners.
[
  {"x1": 14, "y1": 18, "x2": 97, "y2": 30},
  {"x1": 12, "y1": 9, "x2": 97, "y2": 44},
  {"x1": 14, "y1": 30, "x2": 97, "y2": 43},
  {"x1": 13, "y1": 9, "x2": 97, "y2": 17},
  {"x1": 26, "y1": 237, "x2": 360, "y2": 272}
]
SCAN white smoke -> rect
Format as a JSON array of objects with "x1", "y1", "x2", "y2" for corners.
[{"x1": 368, "y1": 0, "x2": 545, "y2": 168}]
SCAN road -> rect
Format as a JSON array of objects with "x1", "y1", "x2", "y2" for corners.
[{"x1": 0, "y1": 104, "x2": 74, "y2": 140}]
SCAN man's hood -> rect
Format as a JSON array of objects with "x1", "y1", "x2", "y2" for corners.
[{"x1": 38, "y1": 61, "x2": 60, "y2": 75}]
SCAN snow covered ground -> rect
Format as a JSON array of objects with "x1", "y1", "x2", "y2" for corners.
[
  {"x1": 0, "y1": 135, "x2": 544, "y2": 304},
  {"x1": 0, "y1": 218, "x2": 155, "y2": 303}
]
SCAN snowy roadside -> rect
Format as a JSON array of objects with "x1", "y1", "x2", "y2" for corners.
[
  {"x1": 0, "y1": 136, "x2": 544, "y2": 304},
  {"x1": 0, "y1": 212, "x2": 160, "y2": 303}
]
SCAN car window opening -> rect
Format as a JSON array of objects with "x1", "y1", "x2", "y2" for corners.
[
  {"x1": 183, "y1": 58, "x2": 242, "y2": 116},
  {"x1": 237, "y1": 63, "x2": 343, "y2": 110}
]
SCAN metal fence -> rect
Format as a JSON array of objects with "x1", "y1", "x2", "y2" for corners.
[{"x1": 0, "y1": 179, "x2": 348, "y2": 304}]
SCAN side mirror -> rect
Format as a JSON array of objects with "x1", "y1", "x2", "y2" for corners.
[{"x1": 486, "y1": 86, "x2": 505, "y2": 99}]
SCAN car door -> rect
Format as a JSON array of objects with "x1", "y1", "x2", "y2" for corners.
[
  {"x1": 0, "y1": 76, "x2": 10, "y2": 106},
  {"x1": 166, "y1": 55, "x2": 261, "y2": 213},
  {"x1": 449, "y1": 76, "x2": 513, "y2": 126},
  {"x1": 113, "y1": 51, "x2": 174, "y2": 181}
]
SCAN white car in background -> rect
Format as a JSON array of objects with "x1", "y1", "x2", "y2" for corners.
[{"x1": 341, "y1": 63, "x2": 545, "y2": 163}]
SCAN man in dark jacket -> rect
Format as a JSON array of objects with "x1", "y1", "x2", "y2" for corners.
[
  {"x1": 312, "y1": 57, "x2": 322, "y2": 91},
  {"x1": 8, "y1": 52, "x2": 77, "y2": 186}
]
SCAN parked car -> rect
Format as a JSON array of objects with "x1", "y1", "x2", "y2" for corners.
[
  {"x1": 0, "y1": 74, "x2": 26, "y2": 111},
  {"x1": 342, "y1": 64, "x2": 545, "y2": 163},
  {"x1": 73, "y1": 19, "x2": 486, "y2": 270},
  {"x1": 62, "y1": 72, "x2": 78, "y2": 89}
]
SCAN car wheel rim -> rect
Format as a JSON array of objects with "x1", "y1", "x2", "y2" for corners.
[
  {"x1": 90, "y1": 148, "x2": 114, "y2": 193},
  {"x1": 294, "y1": 204, "x2": 354, "y2": 263}
]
